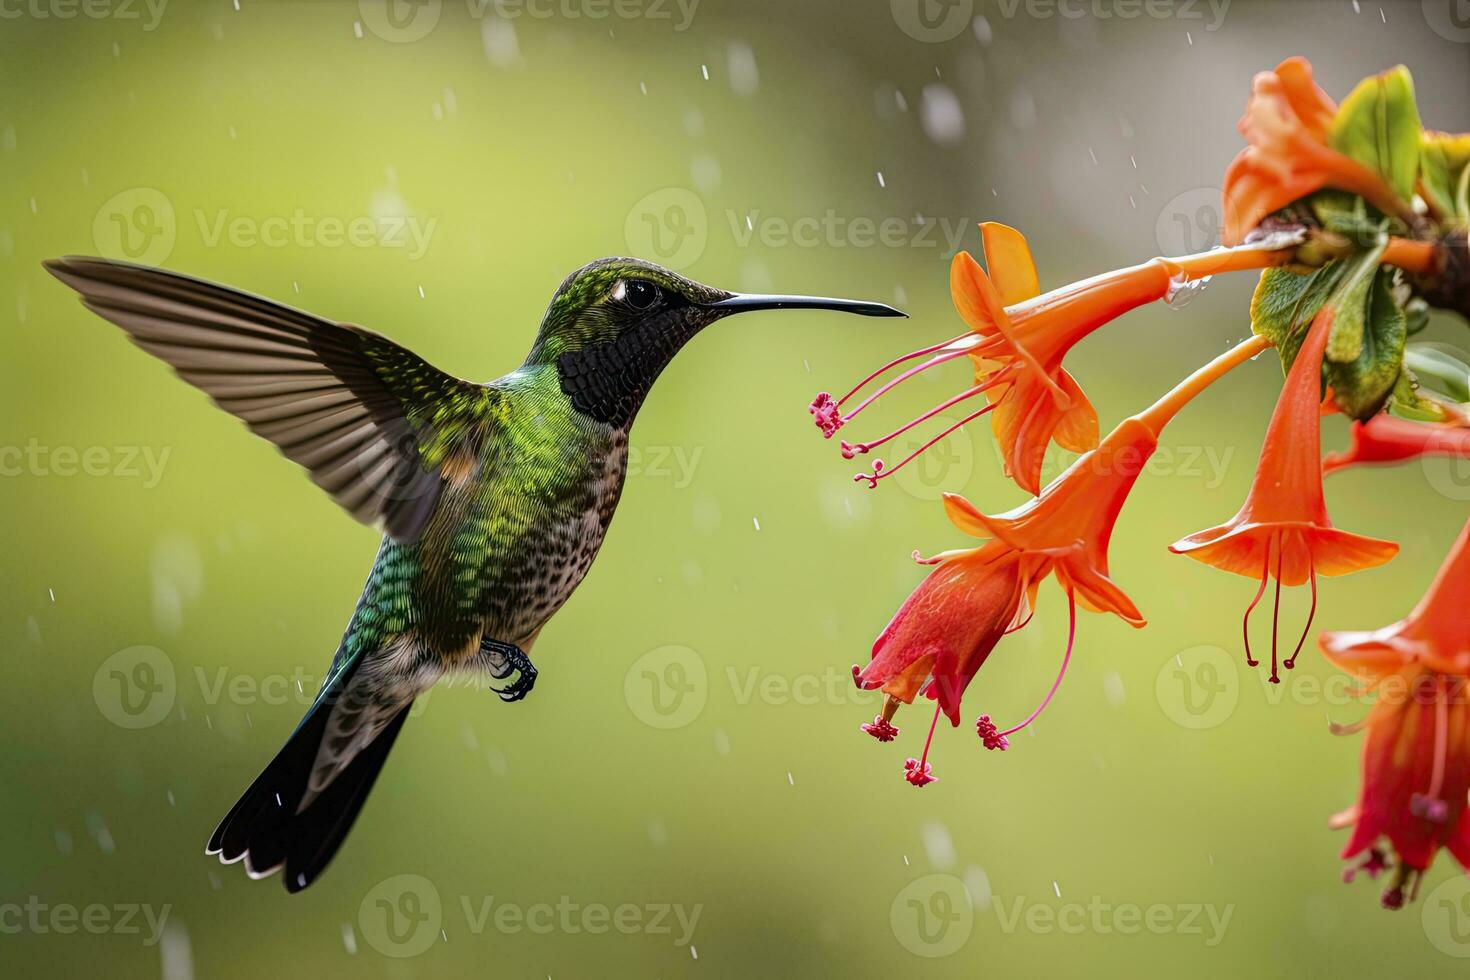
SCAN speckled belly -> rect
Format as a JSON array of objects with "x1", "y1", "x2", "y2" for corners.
[{"x1": 478, "y1": 434, "x2": 629, "y2": 647}]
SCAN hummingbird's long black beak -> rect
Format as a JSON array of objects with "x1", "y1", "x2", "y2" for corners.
[{"x1": 705, "y1": 293, "x2": 906, "y2": 318}]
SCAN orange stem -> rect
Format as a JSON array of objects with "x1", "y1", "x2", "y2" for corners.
[
  {"x1": 1381, "y1": 237, "x2": 1440, "y2": 277},
  {"x1": 1171, "y1": 246, "x2": 1296, "y2": 280},
  {"x1": 1134, "y1": 335, "x2": 1274, "y2": 437}
]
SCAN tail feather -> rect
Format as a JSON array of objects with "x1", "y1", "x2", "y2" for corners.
[{"x1": 207, "y1": 660, "x2": 412, "y2": 892}]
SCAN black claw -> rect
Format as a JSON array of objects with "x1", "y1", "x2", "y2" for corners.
[{"x1": 481, "y1": 638, "x2": 537, "y2": 703}]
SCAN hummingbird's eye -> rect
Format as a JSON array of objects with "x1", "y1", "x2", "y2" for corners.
[{"x1": 622, "y1": 279, "x2": 660, "y2": 310}]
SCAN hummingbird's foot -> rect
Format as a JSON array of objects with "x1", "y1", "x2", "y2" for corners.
[{"x1": 481, "y1": 638, "x2": 537, "y2": 703}]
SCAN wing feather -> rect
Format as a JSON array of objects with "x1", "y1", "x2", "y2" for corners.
[{"x1": 46, "y1": 256, "x2": 493, "y2": 542}]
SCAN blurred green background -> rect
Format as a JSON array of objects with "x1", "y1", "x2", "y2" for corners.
[{"x1": 2, "y1": 0, "x2": 1469, "y2": 976}]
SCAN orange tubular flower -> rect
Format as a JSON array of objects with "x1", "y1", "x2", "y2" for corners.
[
  {"x1": 855, "y1": 338, "x2": 1268, "y2": 787},
  {"x1": 1217, "y1": 58, "x2": 1411, "y2": 246},
  {"x1": 1322, "y1": 518, "x2": 1470, "y2": 909},
  {"x1": 809, "y1": 223, "x2": 1292, "y2": 495},
  {"x1": 1170, "y1": 305, "x2": 1399, "y2": 683},
  {"x1": 1222, "y1": 57, "x2": 1416, "y2": 246},
  {"x1": 1323, "y1": 413, "x2": 1470, "y2": 475}
]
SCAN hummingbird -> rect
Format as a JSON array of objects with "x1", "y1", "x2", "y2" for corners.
[{"x1": 45, "y1": 254, "x2": 902, "y2": 892}]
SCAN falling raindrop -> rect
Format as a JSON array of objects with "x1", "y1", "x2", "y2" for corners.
[
  {"x1": 726, "y1": 42, "x2": 758, "y2": 96},
  {"x1": 160, "y1": 920, "x2": 193, "y2": 980},
  {"x1": 690, "y1": 154, "x2": 721, "y2": 193},
  {"x1": 921, "y1": 820, "x2": 957, "y2": 869},
  {"x1": 483, "y1": 18, "x2": 522, "y2": 68},
  {"x1": 919, "y1": 84, "x2": 965, "y2": 146}
]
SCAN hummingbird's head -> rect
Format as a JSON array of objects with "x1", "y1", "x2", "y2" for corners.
[{"x1": 525, "y1": 257, "x2": 902, "y2": 426}]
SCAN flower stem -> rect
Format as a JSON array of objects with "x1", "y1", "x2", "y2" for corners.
[
  {"x1": 1170, "y1": 245, "x2": 1296, "y2": 280},
  {"x1": 1382, "y1": 236, "x2": 1442, "y2": 277},
  {"x1": 1133, "y1": 334, "x2": 1274, "y2": 437}
]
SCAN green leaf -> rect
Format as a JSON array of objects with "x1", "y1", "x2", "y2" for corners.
[
  {"x1": 1419, "y1": 130, "x2": 1470, "y2": 224},
  {"x1": 1249, "y1": 261, "x2": 1348, "y2": 368},
  {"x1": 1389, "y1": 366, "x2": 1456, "y2": 422},
  {"x1": 1326, "y1": 269, "x2": 1406, "y2": 419},
  {"x1": 1309, "y1": 190, "x2": 1376, "y2": 240},
  {"x1": 1323, "y1": 242, "x2": 1387, "y2": 366},
  {"x1": 1405, "y1": 343, "x2": 1470, "y2": 403},
  {"x1": 1329, "y1": 65, "x2": 1423, "y2": 205}
]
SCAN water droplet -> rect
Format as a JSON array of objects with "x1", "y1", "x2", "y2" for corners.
[{"x1": 726, "y1": 42, "x2": 758, "y2": 95}]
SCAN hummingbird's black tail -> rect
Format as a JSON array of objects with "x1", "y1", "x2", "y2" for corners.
[{"x1": 207, "y1": 659, "x2": 411, "y2": 893}]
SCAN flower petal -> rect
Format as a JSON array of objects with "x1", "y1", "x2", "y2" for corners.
[
  {"x1": 1051, "y1": 369, "x2": 1099, "y2": 454},
  {"x1": 980, "y1": 222, "x2": 1041, "y2": 305},
  {"x1": 1306, "y1": 526, "x2": 1400, "y2": 577}
]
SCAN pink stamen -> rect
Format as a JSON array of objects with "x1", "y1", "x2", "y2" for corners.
[
  {"x1": 832, "y1": 332, "x2": 973, "y2": 409},
  {"x1": 850, "y1": 663, "x2": 881, "y2": 691},
  {"x1": 1411, "y1": 676, "x2": 1450, "y2": 824},
  {"x1": 1269, "y1": 543, "x2": 1284, "y2": 684},
  {"x1": 976, "y1": 715, "x2": 1009, "y2": 751},
  {"x1": 903, "y1": 702, "x2": 943, "y2": 787},
  {"x1": 1241, "y1": 540, "x2": 1272, "y2": 668},
  {"x1": 1284, "y1": 564, "x2": 1316, "y2": 671},
  {"x1": 854, "y1": 402, "x2": 996, "y2": 489},
  {"x1": 809, "y1": 392, "x2": 842, "y2": 437},
  {"x1": 838, "y1": 348, "x2": 973, "y2": 429},
  {"x1": 1342, "y1": 848, "x2": 1391, "y2": 883},
  {"x1": 862, "y1": 715, "x2": 899, "y2": 742},
  {"x1": 841, "y1": 374, "x2": 1005, "y2": 460},
  {"x1": 989, "y1": 592, "x2": 1078, "y2": 741}
]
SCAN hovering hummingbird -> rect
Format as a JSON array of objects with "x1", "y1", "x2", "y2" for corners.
[{"x1": 46, "y1": 255, "x2": 901, "y2": 891}]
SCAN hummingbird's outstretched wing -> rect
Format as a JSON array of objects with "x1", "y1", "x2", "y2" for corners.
[{"x1": 45, "y1": 256, "x2": 493, "y2": 542}]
